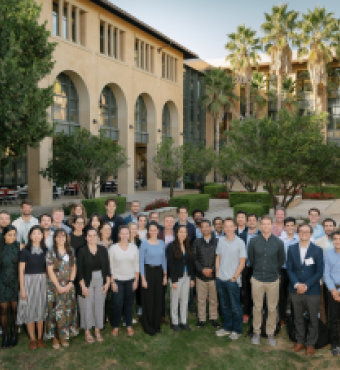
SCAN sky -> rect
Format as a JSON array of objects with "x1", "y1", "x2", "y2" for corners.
[{"x1": 109, "y1": 0, "x2": 340, "y2": 61}]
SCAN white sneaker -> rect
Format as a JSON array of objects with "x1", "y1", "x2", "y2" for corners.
[
  {"x1": 137, "y1": 307, "x2": 142, "y2": 316},
  {"x1": 123, "y1": 318, "x2": 138, "y2": 326},
  {"x1": 229, "y1": 332, "x2": 241, "y2": 340},
  {"x1": 216, "y1": 329, "x2": 231, "y2": 337}
]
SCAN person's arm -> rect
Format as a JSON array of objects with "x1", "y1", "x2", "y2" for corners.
[
  {"x1": 109, "y1": 247, "x2": 118, "y2": 293},
  {"x1": 324, "y1": 251, "x2": 336, "y2": 291},
  {"x1": 19, "y1": 262, "x2": 26, "y2": 300},
  {"x1": 161, "y1": 241, "x2": 167, "y2": 286},
  {"x1": 215, "y1": 254, "x2": 220, "y2": 278},
  {"x1": 304, "y1": 247, "x2": 324, "y2": 291},
  {"x1": 132, "y1": 247, "x2": 139, "y2": 291},
  {"x1": 167, "y1": 243, "x2": 177, "y2": 282},
  {"x1": 286, "y1": 247, "x2": 299, "y2": 288},
  {"x1": 46, "y1": 252, "x2": 66, "y2": 294},
  {"x1": 76, "y1": 249, "x2": 89, "y2": 297},
  {"x1": 278, "y1": 240, "x2": 285, "y2": 268},
  {"x1": 139, "y1": 241, "x2": 148, "y2": 288},
  {"x1": 232, "y1": 258, "x2": 246, "y2": 281},
  {"x1": 102, "y1": 247, "x2": 111, "y2": 295},
  {"x1": 191, "y1": 240, "x2": 204, "y2": 273},
  {"x1": 248, "y1": 238, "x2": 255, "y2": 266}
]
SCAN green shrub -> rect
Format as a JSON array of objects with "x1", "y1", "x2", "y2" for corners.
[
  {"x1": 204, "y1": 184, "x2": 228, "y2": 198},
  {"x1": 229, "y1": 192, "x2": 272, "y2": 207},
  {"x1": 233, "y1": 203, "x2": 270, "y2": 218},
  {"x1": 184, "y1": 181, "x2": 215, "y2": 193},
  {"x1": 10, "y1": 213, "x2": 21, "y2": 222},
  {"x1": 303, "y1": 186, "x2": 340, "y2": 198},
  {"x1": 263, "y1": 185, "x2": 280, "y2": 195},
  {"x1": 169, "y1": 194, "x2": 210, "y2": 215},
  {"x1": 82, "y1": 196, "x2": 126, "y2": 216}
]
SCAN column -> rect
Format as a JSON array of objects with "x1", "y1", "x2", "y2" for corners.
[
  {"x1": 110, "y1": 25, "x2": 114, "y2": 57},
  {"x1": 103, "y1": 22, "x2": 108, "y2": 55},
  {"x1": 164, "y1": 54, "x2": 168, "y2": 79},
  {"x1": 58, "y1": 0, "x2": 64, "y2": 38},
  {"x1": 138, "y1": 40, "x2": 142, "y2": 68},
  {"x1": 75, "y1": 7, "x2": 80, "y2": 44},
  {"x1": 116, "y1": 29, "x2": 120, "y2": 60},
  {"x1": 67, "y1": 2, "x2": 72, "y2": 41},
  {"x1": 143, "y1": 42, "x2": 146, "y2": 70},
  {"x1": 193, "y1": 72, "x2": 199, "y2": 145},
  {"x1": 173, "y1": 59, "x2": 177, "y2": 82},
  {"x1": 146, "y1": 44, "x2": 149, "y2": 71}
]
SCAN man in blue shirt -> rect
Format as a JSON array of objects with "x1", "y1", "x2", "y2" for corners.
[
  {"x1": 308, "y1": 208, "x2": 325, "y2": 241},
  {"x1": 124, "y1": 201, "x2": 141, "y2": 224},
  {"x1": 192, "y1": 209, "x2": 204, "y2": 239},
  {"x1": 213, "y1": 217, "x2": 224, "y2": 239}
]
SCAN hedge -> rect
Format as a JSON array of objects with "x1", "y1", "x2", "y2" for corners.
[
  {"x1": 263, "y1": 185, "x2": 280, "y2": 195},
  {"x1": 169, "y1": 194, "x2": 210, "y2": 215},
  {"x1": 82, "y1": 196, "x2": 126, "y2": 216},
  {"x1": 303, "y1": 186, "x2": 340, "y2": 198},
  {"x1": 204, "y1": 184, "x2": 228, "y2": 198},
  {"x1": 229, "y1": 192, "x2": 272, "y2": 207},
  {"x1": 184, "y1": 181, "x2": 215, "y2": 193},
  {"x1": 233, "y1": 202, "x2": 270, "y2": 218}
]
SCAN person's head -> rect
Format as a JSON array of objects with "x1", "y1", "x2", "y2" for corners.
[
  {"x1": 69, "y1": 204, "x2": 87, "y2": 225},
  {"x1": 322, "y1": 218, "x2": 336, "y2": 237},
  {"x1": 177, "y1": 206, "x2": 188, "y2": 222},
  {"x1": 149, "y1": 211, "x2": 160, "y2": 224},
  {"x1": 236, "y1": 211, "x2": 247, "y2": 228},
  {"x1": 247, "y1": 213, "x2": 258, "y2": 230},
  {"x1": 25, "y1": 225, "x2": 46, "y2": 251},
  {"x1": 0, "y1": 211, "x2": 11, "y2": 231},
  {"x1": 20, "y1": 200, "x2": 33, "y2": 217},
  {"x1": 105, "y1": 198, "x2": 117, "y2": 214},
  {"x1": 274, "y1": 208, "x2": 286, "y2": 224},
  {"x1": 51, "y1": 208, "x2": 65, "y2": 225},
  {"x1": 72, "y1": 215, "x2": 86, "y2": 233},
  {"x1": 117, "y1": 225, "x2": 130, "y2": 243},
  {"x1": 174, "y1": 225, "x2": 191, "y2": 258},
  {"x1": 86, "y1": 227, "x2": 99, "y2": 245},
  {"x1": 200, "y1": 219, "x2": 212, "y2": 237},
  {"x1": 260, "y1": 216, "x2": 273, "y2": 234},
  {"x1": 99, "y1": 222, "x2": 112, "y2": 241},
  {"x1": 128, "y1": 222, "x2": 138, "y2": 240},
  {"x1": 1, "y1": 225, "x2": 17, "y2": 245},
  {"x1": 297, "y1": 223, "x2": 313, "y2": 243},
  {"x1": 89, "y1": 213, "x2": 102, "y2": 231},
  {"x1": 213, "y1": 217, "x2": 223, "y2": 234},
  {"x1": 192, "y1": 209, "x2": 204, "y2": 224},
  {"x1": 131, "y1": 201, "x2": 140, "y2": 216},
  {"x1": 223, "y1": 217, "x2": 236, "y2": 236},
  {"x1": 39, "y1": 214, "x2": 52, "y2": 230},
  {"x1": 308, "y1": 208, "x2": 321, "y2": 225},
  {"x1": 146, "y1": 221, "x2": 159, "y2": 240},
  {"x1": 137, "y1": 215, "x2": 147, "y2": 230},
  {"x1": 284, "y1": 217, "x2": 296, "y2": 236},
  {"x1": 332, "y1": 230, "x2": 340, "y2": 251},
  {"x1": 52, "y1": 228, "x2": 74, "y2": 266},
  {"x1": 163, "y1": 215, "x2": 175, "y2": 231}
]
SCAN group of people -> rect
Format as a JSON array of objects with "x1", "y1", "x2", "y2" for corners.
[{"x1": 0, "y1": 200, "x2": 340, "y2": 357}]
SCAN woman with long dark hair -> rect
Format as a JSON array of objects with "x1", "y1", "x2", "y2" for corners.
[
  {"x1": 87, "y1": 213, "x2": 102, "y2": 235},
  {"x1": 0, "y1": 225, "x2": 20, "y2": 348},
  {"x1": 45, "y1": 229, "x2": 78, "y2": 349},
  {"x1": 17, "y1": 225, "x2": 47, "y2": 350},
  {"x1": 70, "y1": 215, "x2": 87, "y2": 254},
  {"x1": 167, "y1": 225, "x2": 195, "y2": 332},
  {"x1": 67, "y1": 204, "x2": 87, "y2": 228},
  {"x1": 98, "y1": 222, "x2": 113, "y2": 249}
]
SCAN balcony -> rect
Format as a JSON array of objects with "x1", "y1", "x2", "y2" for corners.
[
  {"x1": 100, "y1": 126, "x2": 119, "y2": 141},
  {"x1": 135, "y1": 131, "x2": 149, "y2": 144}
]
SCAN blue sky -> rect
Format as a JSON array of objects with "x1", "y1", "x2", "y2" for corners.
[{"x1": 109, "y1": 0, "x2": 340, "y2": 60}]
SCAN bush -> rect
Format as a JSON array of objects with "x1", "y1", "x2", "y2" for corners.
[
  {"x1": 169, "y1": 194, "x2": 210, "y2": 215},
  {"x1": 263, "y1": 185, "x2": 280, "y2": 195},
  {"x1": 233, "y1": 202, "x2": 270, "y2": 218},
  {"x1": 144, "y1": 198, "x2": 170, "y2": 211},
  {"x1": 184, "y1": 181, "x2": 215, "y2": 193},
  {"x1": 10, "y1": 213, "x2": 21, "y2": 222},
  {"x1": 62, "y1": 202, "x2": 79, "y2": 216},
  {"x1": 204, "y1": 184, "x2": 228, "y2": 198},
  {"x1": 229, "y1": 192, "x2": 272, "y2": 207},
  {"x1": 82, "y1": 196, "x2": 126, "y2": 216},
  {"x1": 216, "y1": 192, "x2": 229, "y2": 199},
  {"x1": 303, "y1": 192, "x2": 336, "y2": 200},
  {"x1": 303, "y1": 186, "x2": 340, "y2": 198}
]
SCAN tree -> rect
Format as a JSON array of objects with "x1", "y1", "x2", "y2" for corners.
[
  {"x1": 226, "y1": 24, "x2": 261, "y2": 117},
  {"x1": 293, "y1": 6, "x2": 340, "y2": 111},
  {"x1": 40, "y1": 129, "x2": 128, "y2": 199},
  {"x1": 0, "y1": 0, "x2": 56, "y2": 167},
  {"x1": 250, "y1": 71, "x2": 269, "y2": 117},
  {"x1": 149, "y1": 138, "x2": 184, "y2": 198},
  {"x1": 261, "y1": 4, "x2": 299, "y2": 111},
  {"x1": 225, "y1": 109, "x2": 339, "y2": 208}
]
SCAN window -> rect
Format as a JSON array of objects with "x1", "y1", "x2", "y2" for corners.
[
  {"x1": 0, "y1": 156, "x2": 27, "y2": 187},
  {"x1": 135, "y1": 38, "x2": 154, "y2": 73},
  {"x1": 52, "y1": 1, "x2": 59, "y2": 36},
  {"x1": 63, "y1": 6, "x2": 68, "y2": 39},
  {"x1": 162, "y1": 52, "x2": 177, "y2": 82},
  {"x1": 100, "y1": 24, "x2": 104, "y2": 54},
  {"x1": 134, "y1": 96, "x2": 148, "y2": 143},
  {"x1": 162, "y1": 104, "x2": 171, "y2": 138},
  {"x1": 135, "y1": 40, "x2": 139, "y2": 67},
  {"x1": 99, "y1": 21, "x2": 124, "y2": 61},
  {"x1": 72, "y1": 11, "x2": 76, "y2": 42},
  {"x1": 99, "y1": 86, "x2": 117, "y2": 129},
  {"x1": 297, "y1": 70, "x2": 313, "y2": 115}
]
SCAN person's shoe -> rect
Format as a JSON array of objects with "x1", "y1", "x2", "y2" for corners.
[
  {"x1": 306, "y1": 345, "x2": 315, "y2": 356},
  {"x1": 291, "y1": 343, "x2": 306, "y2": 352},
  {"x1": 37, "y1": 338, "x2": 45, "y2": 348},
  {"x1": 1, "y1": 333, "x2": 8, "y2": 348},
  {"x1": 180, "y1": 324, "x2": 191, "y2": 331},
  {"x1": 215, "y1": 329, "x2": 231, "y2": 337},
  {"x1": 126, "y1": 328, "x2": 134, "y2": 337},
  {"x1": 161, "y1": 316, "x2": 166, "y2": 324},
  {"x1": 210, "y1": 320, "x2": 220, "y2": 328},
  {"x1": 229, "y1": 332, "x2": 241, "y2": 340},
  {"x1": 196, "y1": 321, "x2": 205, "y2": 328},
  {"x1": 331, "y1": 344, "x2": 340, "y2": 356},
  {"x1": 280, "y1": 320, "x2": 285, "y2": 328},
  {"x1": 29, "y1": 340, "x2": 37, "y2": 350},
  {"x1": 172, "y1": 325, "x2": 181, "y2": 332},
  {"x1": 251, "y1": 334, "x2": 260, "y2": 345},
  {"x1": 243, "y1": 315, "x2": 249, "y2": 323},
  {"x1": 267, "y1": 335, "x2": 276, "y2": 347},
  {"x1": 132, "y1": 318, "x2": 138, "y2": 324},
  {"x1": 10, "y1": 333, "x2": 17, "y2": 348},
  {"x1": 60, "y1": 340, "x2": 69, "y2": 348},
  {"x1": 137, "y1": 307, "x2": 143, "y2": 316},
  {"x1": 52, "y1": 338, "x2": 60, "y2": 349}
]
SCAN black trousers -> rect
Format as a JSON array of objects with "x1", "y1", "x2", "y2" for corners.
[
  {"x1": 141, "y1": 265, "x2": 163, "y2": 335},
  {"x1": 241, "y1": 265, "x2": 253, "y2": 316},
  {"x1": 329, "y1": 291, "x2": 340, "y2": 346},
  {"x1": 278, "y1": 268, "x2": 289, "y2": 321},
  {"x1": 162, "y1": 284, "x2": 167, "y2": 318},
  {"x1": 135, "y1": 278, "x2": 142, "y2": 307}
]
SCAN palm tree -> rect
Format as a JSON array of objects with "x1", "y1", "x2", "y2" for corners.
[
  {"x1": 293, "y1": 6, "x2": 340, "y2": 112},
  {"x1": 281, "y1": 75, "x2": 299, "y2": 111},
  {"x1": 250, "y1": 71, "x2": 268, "y2": 117},
  {"x1": 226, "y1": 24, "x2": 261, "y2": 117},
  {"x1": 261, "y1": 4, "x2": 299, "y2": 111}
]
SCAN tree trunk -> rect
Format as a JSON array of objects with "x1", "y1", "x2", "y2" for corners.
[
  {"x1": 170, "y1": 182, "x2": 174, "y2": 198},
  {"x1": 215, "y1": 119, "x2": 220, "y2": 182},
  {"x1": 277, "y1": 72, "x2": 282, "y2": 111},
  {"x1": 245, "y1": 82, "x2": 250, "y2": 117}
]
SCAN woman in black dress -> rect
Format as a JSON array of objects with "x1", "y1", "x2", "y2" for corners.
[{"x1": 0, "y1": 225, "x2": 21, "y2": 348}]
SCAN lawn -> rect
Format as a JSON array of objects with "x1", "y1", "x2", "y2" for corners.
[{"x1": 0, "y1": 310, "x2": 339, "y2": 370}]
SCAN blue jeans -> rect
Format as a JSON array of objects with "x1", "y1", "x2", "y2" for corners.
[
  {"x1": 111, "y1": 279, "x2": 134, "y2": 328},
  {"x1": 216, "y1": 278, "x2": 243, "y2": 334}
]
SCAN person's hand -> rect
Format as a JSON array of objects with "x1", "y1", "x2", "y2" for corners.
[
  {"x1": 111, "y1": 281, "x2": 118, "y2": 293},
  {"x1": 57, "y1": 285, "x2": 66, "y2": 294},
  {"x1": 102, "y1": 283, "x2": 109, "y2": 295},
  {"x1": 172, "y1": 283, "x2": 177, "y2": 290},
  {"x1": 231, "y1": 276, "x2": 237, "y2": 283},
  {"x1": 297, "y1": 284, "x2": 306, "y2": 294},
  {"x1": 163, "y1": 276, "x2": 167, "y2": 286},
  {"x1": 132, "y1": 280, "x2": 138, "y2": 291},
  {"x1": 82, "y1": 286, "x2": 89, "y2": 298},
  {"x1": 142, "y1": 279, "x2": 148, "y2": 289},
  {"x1": 202, "y1": 268, "x2": 209, "y2": 277},
  {"x1": 190, "y1": 280, "x2": 195, "y2": 288},
  {"x1": 331, "y1": 289, "x2": 340, "y2": 300},
  {"x1": 20, "y1": 290, "x2": 27, "y2": 301},
  {"x1": 206, "y1": 269, "x2": 213, "y2": 277}
]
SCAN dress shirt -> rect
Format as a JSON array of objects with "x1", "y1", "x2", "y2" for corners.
[
  {"x1": 51, "y1": 223, "x2": 72, "y2": 234},
  {"x1": 12, "y1": 216, "x2": 39, "y2": 244},
  {"x1": 280, "y1": 232, "x2": 299, "y2": 269},
  {"x1": 299, "y1": 244, "x2": 309, "y2": 265},
  {"x1": 310, "y1": 223, "x2": 325, "y2": 241},
  {"x1": 325, "y1": 238, "x2": 334, "y2": 252},
  {"x1": 196, "y1": 227, "x2": 202, "y2": 239},
  {"x1": 139, "y1": 240, "x2": 167, "y2": 276},
  {"x1": 164, "y1": 233, "x2": 175, "y2": 247},
  {"x1": 246, "y1": 229, "x2": 261, "y2": 266},
  {"x1": 214, "y1": 230, "x2": 225, "y2": 239},
  {"x1": 272, "y1": 223, "x2": 284, "y2": 237},
  {"x1": 324, "y1": 248, "x2": 340, "y2": 293}
]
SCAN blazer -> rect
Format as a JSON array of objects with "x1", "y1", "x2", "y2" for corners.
[
  {"x1": 287, "y1": 242, "x2": 323, "y2": 295},
  {"x1": 236, "y1": 226, "x2": 248, "y2": 243},
  {"x1": 174, "y1": 221, "x2": 196, "y2": 245},
  {"x1": 76, "y1": 244, "x2": 111, "y2": 297},
  {"x1": 167, "y1": 242, "x2": 195, "y2": 283}
]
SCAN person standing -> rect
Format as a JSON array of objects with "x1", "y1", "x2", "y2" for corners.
[
  {"x1": 324, "y1": 231, "x2": 340, "y2": 356},
  {"x1": 0, "y1": 211, "x2": 11, "y2": 239},
  {"x1": 139, "y1": 222, "x2": 167, "y2": 336},
  {"x1": 235, "y1": 211, "x2": 248, "y2": 241},
  {"x1": 39, "y1": 214, "x2": 54, "y2": 251},
  {"x1": 288, "y1": 224, "x2": 323, "y2": 356},
  {"x1": 192, "y1": 210, "x2": 204, "y2": 239},
  {"x1": 308, "y1": 208, "x2": 325, "y2": 241},
  {"x1": 109, "y1": 226, "x2": 139, "y2": 337},
  {"x1": 102, "y1": 198, "x2": 125, "y2": 244},
  {"x1": 215, "y1": 218, "x2": 246, "y2": 340},
  {"x1": 137, "y1": 215, "x2": 148, "y2": 241},
  {"x1": 213, "y1": 217, "x2": 224, "y2": 239},
  {"x1": 192, "y1": 219, "x2": 219, "y2": 328},
  {"x1": 12, "y1": 201, "x2": 38, "y2": 245},
  {"x1": 76, "y1": 228, "x2": 111, "y2": 343},
  {"x1": 66, "y1": 204, "x2": 87, "y2": 228},
  {"x1": 124, "y1": 201, "x2": 141, "y2": 225},
  {"x1": 272, "y1": 208, "x2": 286, "y2": 238},
  {"x1": 87, "y1": 213, "x2": 102, "y2": 235},
  {"x1": 98, "y1": 222, "x2": 113, "y2": 249},
  {"x1": 249, "y1": 216, "x2": 285, "y2": 347},
  {"x1": 17, "y1": 225, "x2": 47, "y2": 350},
  {"x1": 168, "y1": 226, "x2": 195, "y2": 332},
  {"x1": 51, "y1": 208, "x2": 72, "y2": 234},
  {"x1": 45, "y1": 229, "x2": 78, "y2": 349},
  {"x1": 149, "y1": 212, "x2": 164, "y2": 232},
  {"x1": 0, "y1": 226, "x2": 21, "y2": 348},
  {"x1": 70, "y1": 216, "x2": 87, "y2": 254},
  {"x1": 174, "y1": 207, "x2": 196, "y2": 245}
]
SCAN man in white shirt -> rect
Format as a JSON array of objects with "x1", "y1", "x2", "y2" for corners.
[
  {"x1": 308, "y1": 208, "x2": 325, "y2": 241},
  {"x1": 39, "y1": 214, "x2": 54, "y2": 250},
  {"x1": 12, "y1": 201, "x2": 38, "y2": 245}
]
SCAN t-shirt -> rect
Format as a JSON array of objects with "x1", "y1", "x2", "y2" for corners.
[
  {"x1": 91, "y1": 251, "x2": 102, "y2": 271},
  {"x1": 109, "y1": 243, "x2": 139, "y2": 281},
  {"x1": 19, "y1": 247, "x2": 46, "y2": 274},
  {"x1": 216, "y1": 235, "x2": 247, "y2": 285},
  {"x1": 70, "y1": 233, "x2": 86, "y2": 251}
]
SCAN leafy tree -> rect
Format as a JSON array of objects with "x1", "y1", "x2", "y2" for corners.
[
  {"x1": 40, "y1": 129, "x2": 128, "y2": 199},
  {"x1": 149, "y1": 138, "x2": 184, "y2": 198},
  {"x1": 226, "y1": 24, "x2": 261, "y2": 117},
  {"x1": 0, "y1": 0, "x2": 56, "y2": 167},
  {"x1": 250, "y1": 72, "x2": 270, "y2": 117},
  {"x1": 261, "y1": 4, "x2": 299, "y2": 111}
]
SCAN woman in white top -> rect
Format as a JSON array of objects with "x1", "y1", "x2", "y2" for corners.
[
  {"x1": 137, "y1": 215, "x2": 147, "y2": 241},
  {"x1": 109, "y1": 226, "x2": 139, "y2": 337}
]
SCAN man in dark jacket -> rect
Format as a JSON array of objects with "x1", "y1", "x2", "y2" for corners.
[
  {"x1": 235, "y1": 210, "x2": 248, "y2": 241},
  {"x1": 101, "y1": 198, "x2": 125, "y2": 243},
  {"x1": 174, "y1": 206, "x2": 196, "y2": 245},
  {"x1": 192, "y1": 219, "x2": 219, "y2": 328}
]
